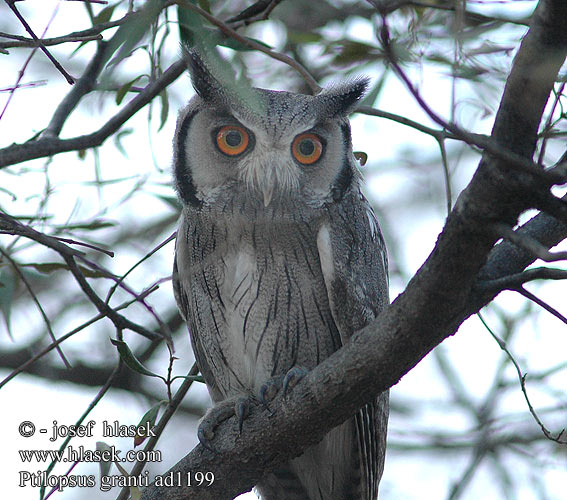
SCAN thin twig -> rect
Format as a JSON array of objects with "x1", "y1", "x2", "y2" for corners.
[
  {"x1": 40, "y1": 359, "x2": 123, "y2": 499},
  {"x1": 53, "y1": 235, "x2": 114, "y2": 257},
  {"x1": 476, "y1": 267, "x2": 567, "y2": 292},
  {"x1": 63, "y1": 0, "x2": 108, "y2": 4},
  {"x1": 5, "y1": 0, "x2": 75, "y2": 84},
  {"x1": 378, "y1": 16, "x2": 566, "y2": 186},
  {"x1": 115, "y1": 362, "x2": 200, "y2": 500},
  {"x1": 515, "y1": 286, "x2": 567, "y2": 326},
  {"x1": 372, "y1": 0, "x2": 530, "y2": 26},
  {"x1": 0, "y1": 211, "x2": 160, "y2": 340},
  {"x1": 0, "y1": 60, "x2": 186, "y2": 168},
  {"x1": 478, "y1": 313, "x2": 567, "y2": 444},
  {"x1": 0, "y1": 80, "x2": 47, "y2": 92},
  {"x1": 0, "y1": 247, "x2": 71, "y2": 368},
  {"x1": 0, "y1": 284, "x2": 160, "y2": 389},
  {"x1": 0, "y1": 33, "x2": 101, "y2": 49},
  {"x1": 105, "y1": 232, "x2": 175, "y2": 304}
]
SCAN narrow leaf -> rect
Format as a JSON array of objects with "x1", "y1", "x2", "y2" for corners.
[{"x1": 110, "y1": 338, "x2": 164, "y2": 379}]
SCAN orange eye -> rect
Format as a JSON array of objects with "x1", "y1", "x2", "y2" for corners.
[
  {"x1": 292, "y1": 133, "x2": 323, "y2": 165},
  {"x1": 216, "y1": 125, "x2": 249, "y2": 156}
]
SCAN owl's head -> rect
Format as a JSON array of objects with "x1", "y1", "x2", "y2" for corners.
[{"x1": 173, "y1": 51, "x2": 368, "y2": 209}]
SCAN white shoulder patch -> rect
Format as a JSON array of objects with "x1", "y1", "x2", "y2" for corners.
[
  {"x1": 366, "y1": 209, "x2": 378, "y2": 240},
  {"x1": 316, "y1": 223, "x2": 335, "y2": 298}
]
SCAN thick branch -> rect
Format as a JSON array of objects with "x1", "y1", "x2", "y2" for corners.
[{"x1": 140, "y1": 1, "x2": 567, "y2": 499}]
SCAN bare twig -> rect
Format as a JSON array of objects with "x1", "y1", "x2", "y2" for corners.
[
  {"x1": 44, "y1": 41, "x2": 109, "y2": 138},
  {"x1": 5, "y1": 0, "x2": 75, "y2": 84},
  {"x1": 479, "y1": 313, "x2": 567, "y2": 444},
  {"x1": 0, "y1": 32, "x2": 101, "y2": 50},
  {"x1": 63, "y1": 0, "x2": 108, "y2": 4},
  {"x1": 378, "y1": 16, "x2": 567, "y2": 186},
  {"x1": 370, "y1": 0, "x2": 530, "y2": 26},
  {"x1": 0, "y1": 60, "x2": 186, "y2": 168},
  {"x1": 105, "y1": 232, "x2": 175, "y2": 303},
  {"x1": 53, "y1": 235, "x2": 114, "y2": 257},
  {"x1": 0, "y1": 80, "x2": 47, "y2": 92},
  {"x1": 0, "y1": 211, "x2": 160, "y2": 340},
  {"x1": 0, "y1": 247, "x2": 71, "y2": 368},
  {"x1": 115, "y1": 362, "x2": 200, "y2": 500},
  {"x1": 515, "y1": 286, "x2": 567, "y2": 325},
  {"x1": 0, "y1": 284, "x2": 160, "y2": 389},
  {"x1": 476, "y1": 267, "x2": 567, "y2": 291}
]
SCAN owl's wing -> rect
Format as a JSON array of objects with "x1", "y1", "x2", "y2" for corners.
[
  {"x1": 173, "y1": 246, "x2": 224, "y2": 402},
  {"x1": 317, "y1": 187, "x2": 389, "y2": 500}
]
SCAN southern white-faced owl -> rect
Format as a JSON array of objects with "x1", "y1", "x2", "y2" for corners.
[{"x1": 173, "y1": 51, "x2": 389, "y2": 500}]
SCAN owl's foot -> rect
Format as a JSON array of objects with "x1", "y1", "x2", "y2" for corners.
[
  {"x1": 258, "y1": 366, "x2": 309, "y2": 410},
  {"x1": 197, "y1": 395, "x2": 250, "y2": 450}
]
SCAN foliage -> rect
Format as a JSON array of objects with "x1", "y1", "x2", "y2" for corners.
[{"x1": 0, "y1": 1, "x2": 565, "y2": 500}]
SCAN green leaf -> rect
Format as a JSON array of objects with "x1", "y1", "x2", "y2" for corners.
[
  {"x1": 197, "y1": 0, "x2": 211, "y2": 13},
  {"x1": 97, "y1": 441, "x2": 113, "y2": 477},
  {"x1": 93, "y1": 2, "x2": 119, "y2": 25},
  {"x1": 359, "y1": 71, "x2": 387, "y2": 108},
  {"x1": 114, "y1": 129, "x2": 134, "y2": 157},
  {"x1": 330, "y1": 39, "x2": 380, "y2": 66},
  {"x1": 133, "y1": 402, "x2": 162, "y2": 447},
  {"x1": 177, "y1": 2, "x2": 204, "y2": 48},
  {"x1": 115, "y1": 75, "x2": 145, "y2": 105},
  {"x1": 172, "y1": 374, "x2": 205, "y2": 384},
  {"x1": 287, "y1": 31, "x2": 323, "y2": 44},
  {"x1": 20, "y1": 263, "x2": 109, "y2": 278},
  {"x1": 217, "y1": 34, "x2": 272, "y2": 51},
  {"x1": 102, "y1": 0, "x2": 162, "y2": 72},
  {"x1": 158, "y1": 89, "x2": 169, "y2": 131},
  {"x1": 110, "y1": 338, "x2": 164, "y2": 380},
  {"x1": 55, "y1": 219, "x2": 117, "y2": 231}
]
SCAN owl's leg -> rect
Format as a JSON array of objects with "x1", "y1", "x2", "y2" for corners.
[{"x1": 197, "y1": 395, "x2": 249, "y2": 450}]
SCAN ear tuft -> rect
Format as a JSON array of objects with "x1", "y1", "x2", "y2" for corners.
[
  {"x1": 182, "y1": 47, "x2": 223, "y2": 101},
  {"x1": 317, "y1": 77, "x2": 370, "y2": 118}
]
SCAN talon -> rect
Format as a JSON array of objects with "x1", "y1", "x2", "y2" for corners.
[
  {"x1": 259, "y1": 376, "x2": 283, "y2": 409},
  {"x1": 283, "y1": 366, "x2": 308, "y2": 397},
  {"x1": 197, "y1": 427, "x2": 215, "y2": 452},
  {"x1": 197, "y1": 400, "x2": 240, "y2": 450},
  {"x1": 235, "y1": 397, "x2": 249, "y2": 434}
]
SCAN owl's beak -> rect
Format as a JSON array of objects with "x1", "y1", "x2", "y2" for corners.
[{"x1": 262, "y1": 185, "x2": 274, "y2": 207}]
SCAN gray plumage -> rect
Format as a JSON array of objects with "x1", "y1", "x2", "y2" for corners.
[{"x1": 172, "y1": 51, "x2": 389, "y2": 500}]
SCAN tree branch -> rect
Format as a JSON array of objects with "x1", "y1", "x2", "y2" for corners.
[
  {"x1": 139, "y1": 1, "x2": 567, "y2": 499},
  {"x1": 0, "y1": 60, "x2": 186, "y2": 168}
]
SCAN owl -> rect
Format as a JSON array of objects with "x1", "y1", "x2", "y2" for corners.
[{"x1": 172, "y1": 51, "x2": 389, "y2": 500}]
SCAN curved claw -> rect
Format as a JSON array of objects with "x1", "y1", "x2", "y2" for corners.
[
  {"x1": 259, "y1": 376, "x2": 283, "y2": 410},
  {"x1": 197, "y1": 400, "x2": 241, "y2": 450},
  {"x1": 197, "y1": 426, "x2": 216, "y2": 452},
  {"x1": 235, "y1": 397, "x2": 250, "y2": 434},
  {"x1": 282, "y1": 366, "x2": 308, "y2": 398}
]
